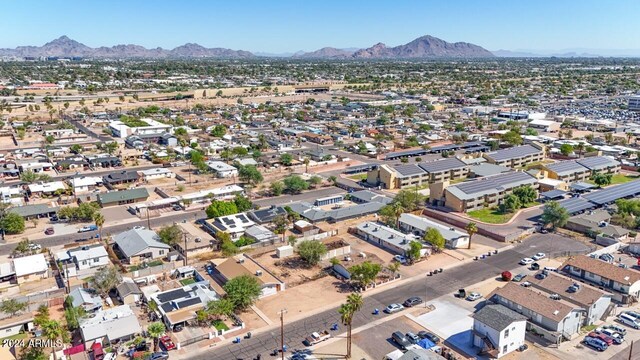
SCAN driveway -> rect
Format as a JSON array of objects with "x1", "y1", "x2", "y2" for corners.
[{"x1": 413, "y1": 297, "x2": 477, "y2": 357}]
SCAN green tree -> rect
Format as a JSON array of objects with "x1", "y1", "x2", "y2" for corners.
[
  {"x1": 273, "y1": 214, "x2": 289, "y2": 242},
  {"x1": 1, "y1": 212, "x2": 25, "y2": 234},
  {"x1": 238, "y1": 165, "x2": 263, "y2": 186},
  {"x1": 338, "y1": 293, "x2": 363, "y2": 359},
  {"x1": 270, "y1": 181, "x2": 284, "y2": 196},
  {"x1": 93, "y1": 212, "x2": 105, "y2": 242},
  {"x1": 424, "y1": 228, "x2": 445, "y2": 252},
  {"x1": 349, "y1": 261, "x2": 382, "y2": 288},
  {"x1": 42, "y1": 320, "x2": 67, "y2": 360},
  {"x1": 233, "y1": 194, "x2": 253, "y2": 212},
  {"x1": 0, "y1": 299, "x2": 27, "y2": 316},
  {"x1": 541, "y1": 201, "x2": 569, "y2": 230},
  {"x1": 591, "y1": 172, "x2": 612, "y2": 187},
  {"x1": 206, "y1": 298, "x2": 235, "y2": 320},
  {"x1": 18, "y1": 347, "x2": 47, "y2": 360},
  {"x1": 210, "y1": 124, "x2": 227, "y2": 138},
  {"x1": 308, "y1": 175, "x2": 322, "y2": 188},
  {"x1": 91, "y1": 265, "x2": 119, "y2": 297},
  {"x1": 280, "y1": 153, "x2": 293, "y2": 166},
  {"x1": 513, "y1": 185, "x2": 537, "y2": 205},
  {"x1": 158, "y1": 224, "x2": 182, "y2": 246},
  {"x1": 283, "y1": 175, "x2": 309, "y2": 194},
  {"x1": 70, "y1": 144, "x2": 83, "y2": 154},
  {"x1": 19, "y1": 170, "x2": 40, "y2": 183},
  {"x1": 223, "y1": 274, "x2": 262, "y2": 311},
  {"x1": 104, "y1": 142, "x2": 119, "y2": 155},
  {"x1": 34, "y1": 305, "x2": 50, "y2": 326},
  {"x1": 147, "y1": 322, "x2": 166, "y2": 352},
  {"x1": 64, "y1": 296, "x2": 86, "y2": 330},
  {"x1": 205, "y1": 200, "x2": 239, "y2": 218},
  {"x1": 297, "y1": 240, "x2": 327, "y2": 266},
  {"x1": 217, "y1": 232, "x2": 238, "y2": 256},
  {"x1": 393, "y1": 189, "x2": 425, "y2": 211},
  {"x1": 465, "y1": 222, "x2": 478, "y2": 250},
  {"x1": 500, "y1": 194, "x2": 521, "y2": 213},
  {"x1": 502, "y1": 130, "x2": 523, "y2": 146},
  {"x1": 560, "y1": 143, "x2": 574, "y2": 156}
]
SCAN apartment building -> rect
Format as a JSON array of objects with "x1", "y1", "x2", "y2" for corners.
[
  {"x1": 439, "y1": 171, "x2": 538, "y2": 212},
  {"x1": 367, "y1": 158, "x2": 469, "y2": 190},
  {"x1": 472, "y1": 304, "x2": 527, "y2": 358},
  {"x1": 398, "y1": 213, "x2": 469, "y2": 248},
  {"x1": 561, "y1": 255, "x2": 640, "y2": 303},
  {"x1": 543, "y1": 157, "x2": 620, "y2": 184},
  {"x1": 483, "y1": 144, "x2": 545, "y2": 168}
]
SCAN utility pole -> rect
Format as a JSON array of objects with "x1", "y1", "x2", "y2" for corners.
[
  {"x1": 146, "y1": 208, "x2": 151, "y2": 229},
  {"x1": 64, "y1": 262, "x2": 70, "y2": 294},
  {"x1": 183, "y1": 232, "x2": 188, "y2": 266},
  {"x1": 278, "y1": 308, "x2": 287, "y2": 360}
]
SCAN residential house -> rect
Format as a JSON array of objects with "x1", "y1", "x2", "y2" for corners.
[
  {"x1": 116, "y1": 281, "x2": 143, "y2": 305},
  {"x1": 0, "y1": 314, "x2": 33, "y2": 340},
  {"x1": 139, "y1": 167, "x2": 175, "y2": 181},
  {"x1": 288, "y1": 201, "x2": 386, "y2": 223},
  {"x1": 97, "y1": 188, "x2": 150, "y2": 207},
  {"x1": 67, "y1": 176, "x2": 102, "y2": 195},
  {"x1": 248, "y1": 205, "x2": 288, "y2": 224},
  {"x1": 8, "y1": 203, "x2": 58, "y2": 220},
  {"x1": 55, "y1": 244, "x2": 110, "y2": 278},
  {"x1": 354, "y1": 222, "x2": 428, "y2": 257},
  {"x1": 211, "y1": 254, "x2": 285, "y2": 298},
  {"x1": 565, "y1": 210, "x2": 629, "y2": 245},
  {"x1": 12, "y1": 254, "x2": 49, "y2": 284},
  {"x1": 149, "y1": 280, "x2": 219, "y2": 329},
  {"x1": 398, "y1": 213, "x2": 469, "y2": 248},
  {"x1": 79, "y1": 305, "x2": 142, "y2": 346},
  {"x1": 561, "y1": 255, "x2": 640, "y2": 303},
  {"x1": 203, "y1": 213, "x2": 256, "y2": 239},
  {"x1": 27, "y1": 181, "x2": 66, "y2": 196},
  {"x1": 205, "y1": 161, "x2": 238, "y2": 178},
  {"x1": 102, "y1": 170, "x2": 139, "y2": 186},
  {"x1": 87, "y1": 155, "x2": 122, "y2": 168},
  {"x1": 472, "y1": 304, "x2": 527, "y2": 358},
  {"x1": 244, "y1": 225, "x2": 279, "y2": 244},
  {"x1": 113, "y1": 228, "x2": 171, "y2": 264},
  {"x1": 527, "y1": 119, "x2": 561, "y2": 132},
  {"x1": 367, "y1": 157, "x2": 470, "y2": 190},
  {"x1": 69, "y1": 287, "x2": 103, "y2": 312}
]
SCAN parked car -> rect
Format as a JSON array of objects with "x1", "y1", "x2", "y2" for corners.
[
  {"x1": 530, "y1": 262, "x2": 540, "y2": 270},
  {"x1": 512, "y1": 273, "x2": 527, "y2": 282},
  {"x1": 417, "y1": 331, "x2": 440, "y2": 344},
  {"x1": 466, "y1": 292, "x2": 482, "y2": 301},
  {"x1": 406, "y1": 332, "x2": 420, "y2": 344},
  {"x1": 403, "y1": 297, "x2": 423, "y2": 307},
  {"x1": 49, "y1": 215, "x2": 59, "y2": 222},
  {"x1": 172, "y1": 324, "x2": 184, "y2": 332},
  {"x1": 520, "y1": 281, "x2": 532, "y2": 287},
  {"x1": 391, "y1": 331, "x2": 412, "y2": 350},
  {"x1": 172, "y1": 204, "x2": 182, "y2": 211},
  {"x1": 519, "y1": 258, "x2": 534, "y2": 265},
  {"x1": 159, "y1": 335, "x2": 176, "y2": 351},
  {"x1": 595, "y1": 329, "x2": 623, "y2": 344},
  {"x1": 45, "y1": 227, "x2": 54, "y2": 235},
  {"x1": 588, "y1": 332, "x2": 614, "y2": 346},
  {"x1": 385, "y1": 304, "x2": 405, "y2": 314},
  {"x1": 78, "y1": 225, "x2": 98, "y2": 233},
  {"x1": 532, "y1": 252, "x2": 546, "y2": 261},
  {"x1": 603, "y1": 324, "x2": 627, "y2": 337},
  {"x1": 454, "y1": 289, "x2": 466, "y2": 298},
  {"x1": 148, "y1": 352, "x2": 169, "y2": 360},
  {"x1": 583, "y1": 336, "x2": 608, "y2": 351},
  {"x1": 623, "y1": 311, "x2": 640, "y2": 320},
  {"x1": 617, "y1": 313, "x2": 640, "y2": 329},
  {"x1": 393, "y1": 255, "x2": 407, "y2": 264},
  {"x1": 28, "y1": 243, "x2": 42, "y2": 251}
]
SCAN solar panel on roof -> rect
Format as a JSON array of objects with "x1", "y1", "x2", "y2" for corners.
[
  {"x1": 418, "y1": 158, "x2": 467, "y2": 173},
  {"x1": 238, "y1": 214, "x2": 250, "y2": 223},
  {"x1": 393, "y1": 164, "x2": 426, "y2": 176},
  {"x1": 454, "y1": 171, "x2": 534, "y2": 195},
  {"x1": 558, "y1": 197, "x2": 595, "y2": 214},
  {"x1": 577, "y1": 157, "x2": 618, "y2": 170},
  {"x1": 546, "y1": 161, "x2": 587, "y2": 174},
  {"x1": 486, "y1": 145, "x2": 540, "y2": 161},
  {"x1": 177, "y1": 297, "x2": 201, "y2": 309}
]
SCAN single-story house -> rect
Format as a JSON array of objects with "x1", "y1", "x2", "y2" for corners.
[
  {"x1": 211, "y1": 254, "x2": 285, "y2": 298},
  {"x1": 79, "y1": 305, "x2": 142, "y2": 346},
  {"x1": 116, "y1": 281, "x2": 143, "y2": 305},
  {"x1": 97, "y1": 188, "x2": 150, "y2": 207},
  {"x1": 12, "y1": 254, "x2": 49, "y2": 284},
  {"x1": 113, "y1": 228, "x2": 171, "y2": 264},
  {"x1": 69, "y1": 287, "x2": 103, "y2": 312}
]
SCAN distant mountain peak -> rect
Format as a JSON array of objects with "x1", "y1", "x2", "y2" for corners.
[
  {"x1": 351, "y1": 35, "x2": 493, "y2": 59},
  {"x1": 0, "y1": 36, "x2": 255, "y2": 59}
]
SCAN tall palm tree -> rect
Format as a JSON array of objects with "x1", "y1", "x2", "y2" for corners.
[
  {"x1": 339, "y1": 293, "x2": 364, "y2": 359},
  {"x1": 465, "y1": 222, "x2": 478, "y2": 250},
  {"x1": 147, "y1": 322, "x2": 166, "y2": 352},
  {"x1": 574, "y1": 143, "x2": 585, "y2": 158},
  {"x1": 93, "y1": 212, "x2": 105, "y2": 242},
  {"x1": 42, "y1": 320, "x2": 65, "y2": 360},
  {"x1": 391, "y1": 202, "x2": 405, "y2": 229},
  {"x1": 303, "y1": 157, "x2": 310, "y2": 173}
]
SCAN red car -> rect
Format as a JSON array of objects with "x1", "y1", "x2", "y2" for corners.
[
  {"x1": 159, "y1": 335, "x2": 176, "y2": 351},
  {"x1": 588, "y1": 332, "x2": 614, "y2": 346}
]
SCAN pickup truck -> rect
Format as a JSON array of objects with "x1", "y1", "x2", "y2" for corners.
[
  {"x1": 304, "y1": 330, "x2": 331, "y2": 346},
  {"x1": 78, "y1": 225, "x2": 98, "y2": 233}
]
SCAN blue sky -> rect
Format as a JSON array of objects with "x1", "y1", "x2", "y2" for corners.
[{"x1": 1, "y1": 0, "x2": 638, "y2": 52}]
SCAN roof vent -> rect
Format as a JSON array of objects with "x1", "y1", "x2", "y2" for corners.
[
  {"x1": 237, "y1": 258, "x2": 245, "y2": 264},
  {"x1": 255, "y1": 270, "x2": 262, "y2": 276},
  {"x1": 553, "y1": 310, "x2": 559, "y2": 315}
]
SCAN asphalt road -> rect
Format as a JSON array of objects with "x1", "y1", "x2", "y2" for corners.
[{"x1": 190, "y1": 234, "x2": 590, "y2": 360}]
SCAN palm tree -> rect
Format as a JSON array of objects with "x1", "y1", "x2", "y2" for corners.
[
  {"x1": 147, "y1": 322, "x2": 166, "y2": 352},
  {"x1": 391, "y1": 202, "x2": 405, "y2": 229},
  {"x1": 465, "y1": 222, "x2": 478, "y2": 250},
  {"x1": 574, "y1": 143, "x2": 585, "y2": 158},
  {"x1": 93, "y1": 212, "x2": 105, "y2": 242},
  {"x1": 42, "y1": 320, "x2": 65, "y2": 360},
  {"x1": 303, "y1": 157, "x2": 310, "y2": 173},
  {"x1": 339, "y1": 293, "x2": 364, "y2": 359}
]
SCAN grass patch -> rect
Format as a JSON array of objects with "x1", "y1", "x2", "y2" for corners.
[
  {"x1": 147, "y1": 260, "x2": 164, "y2": 267},
  {"x1": 212, "y1": 320, "x2": 229, "y2": 331},
  {"x1": 347, "y1": 173, "x2": 367, "y2": 181},
  {"x1": 179, "y1": 278, "x2": 196, "y2": 286},
  {"x1": 120, "y1": 117, "x2": 150, "y2": 127},
  {"x1": 581, "y1": 324, "x2": 597, "y2": 332},
  {"x1": 0, "y1": 332, "x2": 28, "y2": 340},
  {"x1": 610, "y1": 174, "x2": 639, "y2": 185},
  {"x1": 468, "y1": 208, "x2": 516, "y2": 224}
]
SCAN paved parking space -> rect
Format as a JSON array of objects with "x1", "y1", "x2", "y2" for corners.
[
  {"x1": 412, "y1": 297, "x2": 477, "y2": 357},
  {"x1": 352, "y1": 315, "x2": 425, "y2": 359}
]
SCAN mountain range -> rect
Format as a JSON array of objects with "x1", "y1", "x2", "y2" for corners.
[{"x1": 0, "y1": 35, "x2": 494, "y2": 59}]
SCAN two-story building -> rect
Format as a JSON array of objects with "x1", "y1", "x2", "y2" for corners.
[
  {"x1": 472, "y1": 304, "x2": 527, "y2": 358},
  {"x1": 543, "y1": 157, "x2": 620, "y2": 184},
  {"x1": 483, "y1": 144, "x2": 545, "y2": 168},
  {"x1": 561, "y1": 255, "x2": 640, "y2": 303},
  {"x1": 55, "y1": 244, "x2": 110, "y2": 278}
]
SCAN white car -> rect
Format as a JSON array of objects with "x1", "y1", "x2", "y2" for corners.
[
  {"x1": 28, "y1": 243, "x2": 42, "y2": 251},
  {"x1": 519, "y1": 258, "x2": 534, "y2": 265},
  {"x1": 393, "y1": 255, "x2": 408, "y2": 264},
  {"x1": 384, "y1": 303, "x2": 405, "y2": 314},
  {"x1": 466, "y1": 292, "x2": 482, "y2": 301},
  {"x1": 532, "y1": 253, "x2": 546, "y2": 261}
]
